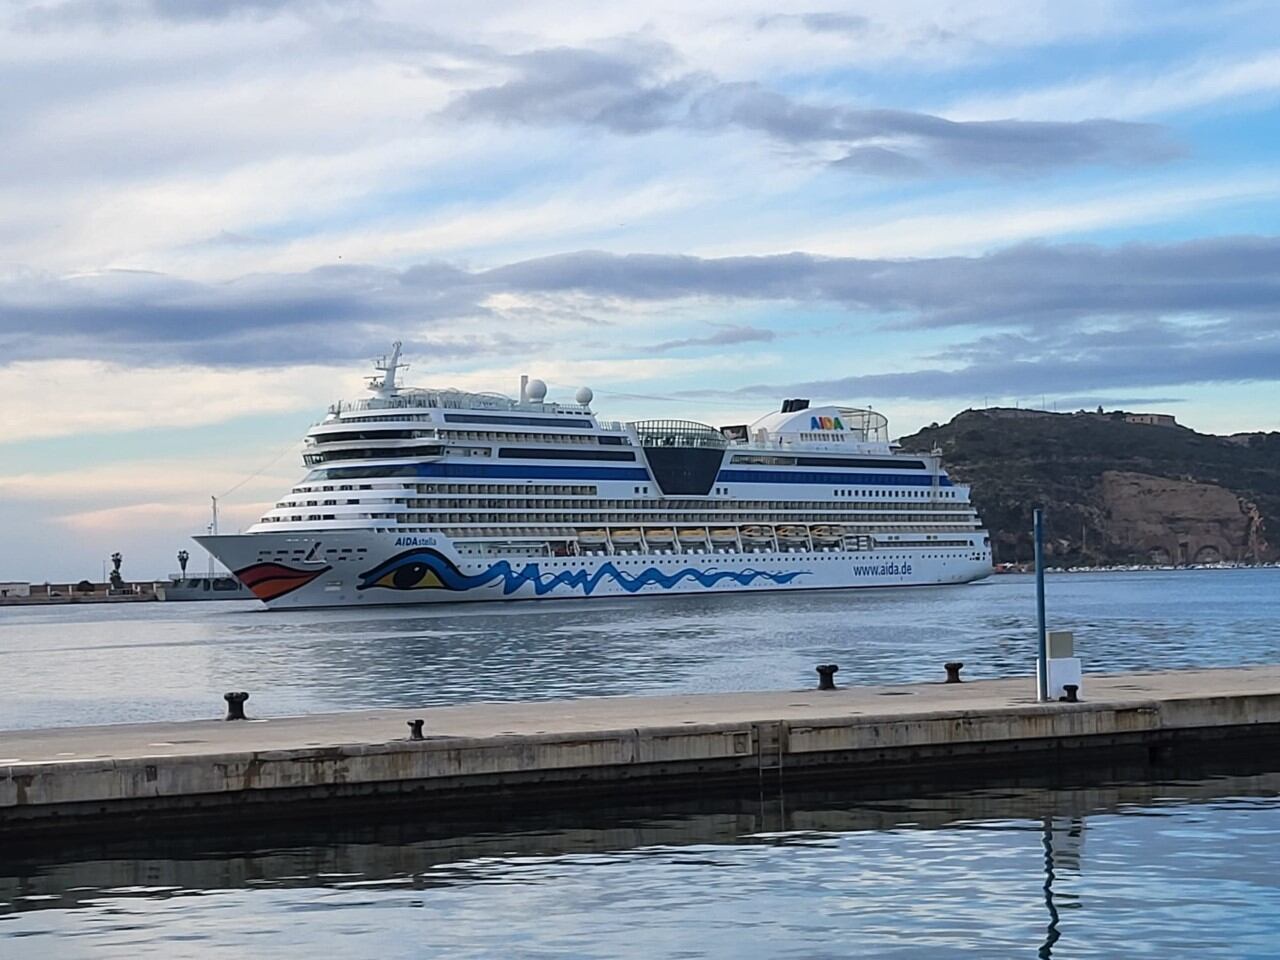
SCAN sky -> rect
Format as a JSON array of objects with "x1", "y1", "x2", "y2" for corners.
[{"x1": 3, "y1": 0, "x2": 1280, "y2": 581}]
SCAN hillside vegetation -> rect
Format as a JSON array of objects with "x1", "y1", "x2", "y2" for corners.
[{"x1": 898, "y1": 409, "x2": 1280, "y2": 566}]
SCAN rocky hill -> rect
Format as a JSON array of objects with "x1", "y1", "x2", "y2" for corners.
[{"x1": 897, "y1": 409, "x2": 1280, "y2": 566}]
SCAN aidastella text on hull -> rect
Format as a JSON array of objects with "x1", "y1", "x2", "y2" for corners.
[{"x1": 197, "y1": 344, "x2": 992, "y2": 608}]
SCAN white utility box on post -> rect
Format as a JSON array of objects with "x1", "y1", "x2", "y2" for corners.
[{"x1": 1041, "y1": 630, "x2": 1083, "y2": 700}]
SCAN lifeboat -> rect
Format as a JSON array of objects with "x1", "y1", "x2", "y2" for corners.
[
  {"x1": 577, "y1": 529, "x2": 608, "y2": 544},
  {"x1": 810, "y1": 525, "x2": 844, "y2": 542},
  {"x1": 677, "y1": 528, "x2": 708, "y2": 541},
  {"x1": 776, "y1": 525, "x2": 808, "y2": 540},
  {"x1": 611, "y1": 529, "x2": 642, "y2": 544},
  {"x1": 740, "y1": 525, "x2": 772, "y2": 541},
  {"x1": 710, "y1": 528, "x2": 738, "y2": 542},
  {"x1": 644, "y1": 528, "x2": 676, "y2": 543}
]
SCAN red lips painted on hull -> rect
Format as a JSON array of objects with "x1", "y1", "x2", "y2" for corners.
[{"x1": 234, "y1": 562, "x2": 332, "y2": 601}]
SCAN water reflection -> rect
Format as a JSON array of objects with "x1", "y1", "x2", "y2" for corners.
[
  {"x1": 1039, "y1": 817, "x2": 1074, "y2": 958},
  {"x1": 3, "y1": 760, "x2": 1278, "y2": 960},
  {"x1": 0, "y1": 762, "x2": 1274, "y2": 921}
]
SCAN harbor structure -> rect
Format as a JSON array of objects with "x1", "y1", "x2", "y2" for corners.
[
  {"x1": 3, "y1": 666, "x2": 1278, "y2": 834},
  {"x1": 1, "y1": 581, "x2": 157, "y2": 604}
]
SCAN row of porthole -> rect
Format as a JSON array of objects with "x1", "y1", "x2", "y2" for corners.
[
  {"x1": 257, "y1": 549, "x2": 367, "y2": 558},
  {"x1": 833, "y1": 488, "x2": 960, "y2": 499}
]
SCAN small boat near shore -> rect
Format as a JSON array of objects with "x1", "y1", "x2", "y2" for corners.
[{"x1": 156, "y1": 575, "x2": 254, "y2": 601}]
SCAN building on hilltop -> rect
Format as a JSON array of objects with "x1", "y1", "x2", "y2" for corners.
[{"x1": 1124, "y1": 413, "x2": 1178, "y2": 427}]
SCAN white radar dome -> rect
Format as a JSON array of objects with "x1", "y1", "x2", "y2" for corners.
[
  {"x1": 526, "y1": 378, "x2": 547, "y2": 401},
  {"x1": 575, "y1": 386, "x2": 594, "y2": 405}
]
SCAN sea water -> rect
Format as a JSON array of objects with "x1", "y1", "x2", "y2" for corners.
[
  {"x1": 2, "y1": 569, "x2": 1278, "y2": 957},
  {"x1": 2, "y1": 765, "x2": 1278, "y2": 958},
  {"x1": 0, "y1": 569, "x2": 1277, "y2": 729}
]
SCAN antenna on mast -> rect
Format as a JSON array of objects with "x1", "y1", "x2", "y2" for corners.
[
  {"x1": 208, "y1": 496, "x2": 219, "y2": 577},
  {"x1": 368, "y1": 341, "x2": 406, "y2": 397}
]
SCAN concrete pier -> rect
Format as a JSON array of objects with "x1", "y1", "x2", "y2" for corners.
[{"x1": 4, "y1": 666, "x2": 1279, "y2": 835}]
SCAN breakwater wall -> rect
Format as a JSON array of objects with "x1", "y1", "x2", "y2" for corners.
[{"x1": 4, "y1": 666, "x2": 1279, "y2": 836}]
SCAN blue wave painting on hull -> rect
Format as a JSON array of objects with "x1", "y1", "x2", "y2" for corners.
[{"x1": 358, "y1": 548, "x2": 809, "y2": 596}]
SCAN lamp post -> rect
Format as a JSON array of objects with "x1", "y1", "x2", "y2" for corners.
[{"x1": 1035, "y1": 507, "x2": 1049, "y2": 702}]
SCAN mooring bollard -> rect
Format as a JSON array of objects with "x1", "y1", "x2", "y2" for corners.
[
  {"x1": 1060, "y1": 684, "x2": 1080, "y2": 703},
  {"x1": 407, "y1": 719, "x2": 425, "y2": 741},
  {"x1": 944, "y1": 661, "x2": 964, "y2": 684},
  {"x1": 816, "y1": 663, "x2": 839, "y2": 690},
  {"x1": 224, "y1": 691, "x2": 249, "y2": 721}
]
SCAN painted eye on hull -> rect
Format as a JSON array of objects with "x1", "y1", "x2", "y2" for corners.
[{"x1": 370, "y1": 561, "x2": 444, "y2": 590}]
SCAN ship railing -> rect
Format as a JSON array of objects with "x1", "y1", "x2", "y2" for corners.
[
  {"x1": 330, "y1": 391, "x2": 595, "y2": 416},
  {"x1": 629, "y1": 419, "x2": 728, "y2": 449}
]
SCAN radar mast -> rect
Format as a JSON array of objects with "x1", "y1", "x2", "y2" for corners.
[{"x1": 368, "y1": 341, "x2": 406, "y2": 398}]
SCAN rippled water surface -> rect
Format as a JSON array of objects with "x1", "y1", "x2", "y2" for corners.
[
  {"x1": 0, "y1": 568, "x2": 1274, "y2": 732},
  {"x1": 2, "y1": 766, "x2": 1279, "y2": 958},
  {"x1": 1, "y1": 569, "x2": 1278, "y2": 729},
  {"x1": 3, "y1": 570, "x2": 1280, "y2": 956}
]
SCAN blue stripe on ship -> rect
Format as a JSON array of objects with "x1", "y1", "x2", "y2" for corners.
[
  {"x1": 716, "y1": 470, "x2": 953, "y2": 487},
  {"x1": 346, "y1": 462, "x2": 954, "y2": 486}
]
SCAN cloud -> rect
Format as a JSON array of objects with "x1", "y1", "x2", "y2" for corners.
[
  {"x1": 5, "y1": 235, "x2": 1280, "y2": 370},
  {"x1": 15, "y1": 0, "x2": 351, "y2": 31},
  {"x1": 831, "y1": 145, "x2": 929, "y2": 177},
  {"x1": 0, "y1": 263, "x2": 532, "y2": 365},
  {"x1": 479, "y1": 238, "x2": 1280, "y2": 330},
  {"x1": 56, "y1": 501, "x2": 204, "y2": 531},
  {"x1": 1052, "y1": 396, "x2": 1186, "y2": 409},
  {"x1": 0, "y1": 358, "x2": 358, "y2": 442},
  {"x1": 443, "y1": 39, "x2": 1178, "y2": 177},
  {"x1": 758, "y1": 175, "x2": 1280, "y2": 260},
  {"x1": 0, "y1": 454, "x2": 295, "y2": 501},
  {"x1": 947, "y1": 48, "x2": 1280, "y2": 122},
  {"x1": 444, "y1": 41, "x2": 704, "y2": 135},
  {"x1": 648, "y1": 324, "x2": 775, "y2": 352},
  {"x1": 755, "y1": 12, "x2": 871, "y2": 36},
  {"x1": 730, "y1": 319, "x2": 1280, "y2": 401}
]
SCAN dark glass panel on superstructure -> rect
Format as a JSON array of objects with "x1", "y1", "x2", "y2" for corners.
[
  {"x1": 498, "y1": 448, "x2": 637, "y2": 462},
  {"x1": 313, "y1": 429, "x2": 417, "y2": 443},
  {"x1": 304, "y1": 445, "x2": 445, "y2": 465},
  {"x1": 795, "y1": 456, "x2": 927, "y2": 469},
  {"x1": 631, "y1": 420, "x2": 727, "y2": 496},
  {"x1": 643, "y1": 448, "x2": 726, "y2": 495}
]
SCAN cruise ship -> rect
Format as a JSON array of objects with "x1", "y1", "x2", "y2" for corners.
[{"x1": 196, "y1": 344, "x2": 992, "y2": 608}]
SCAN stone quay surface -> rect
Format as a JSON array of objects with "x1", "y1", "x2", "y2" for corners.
[{"x1": 3, "y1": 666, "x2": 1279, "y2": 834}]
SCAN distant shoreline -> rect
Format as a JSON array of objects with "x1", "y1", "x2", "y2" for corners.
[{"x1": 995, "y1": 561, "x2": 1280, "y2": 575}]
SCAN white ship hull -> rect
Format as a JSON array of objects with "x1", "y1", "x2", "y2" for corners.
[{"x1": 196, "y1": 531, "x2": 991, "y2": 609}]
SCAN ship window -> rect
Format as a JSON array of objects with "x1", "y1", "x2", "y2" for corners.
[
  {"x1": 444, "y1": 413, "x2": 593, "y2": 428},
  {"x1": 731, "y1": 454, "x2": 797, "y2": 466},
  {"x1": 498, "y1": 447, "x2": 636, "y2": 462}
]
